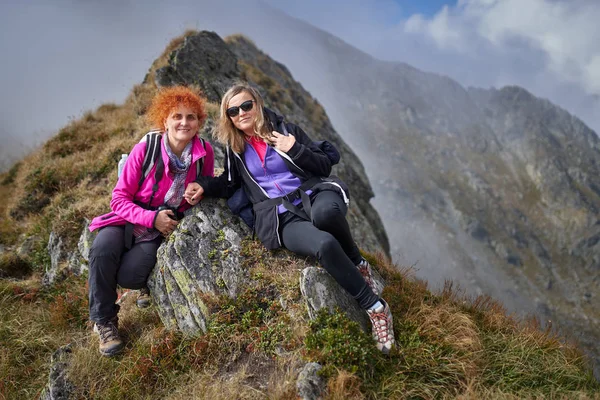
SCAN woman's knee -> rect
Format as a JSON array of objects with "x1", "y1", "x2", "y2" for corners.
[
  {"x1": 311, "y1": 203, "x2": 344, "y2": 229},
  {"x1": 315, "y1": 233, "x2": 340, "y2": 258},
  {"x1": 117, "y1": 248, "x2": 158, "y2": 289},
  {"x1": 117, "y1": 269, "x2": 151, "y2": 289}
]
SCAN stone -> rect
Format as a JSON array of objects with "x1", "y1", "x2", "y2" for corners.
[
  {"x1": 296, "y1": 362, "x2": 324, "y2": 400},
  {"x1": 43, "y1": 232, "x2": 69, "y2": 286},
  {"x1": 67, "y1": 220, "x2": 95, "y2": 276},
  {"x1": 77, "y1": 219, "x2": 94, "y2": 263},
  {"x1": 40, "y1": 344, "x2": 74, "y2": 400},
  {"x1": 148, "y1": 198, "x2": 250, "y2": 335},
  {"x1": 300, "y1": 267, "x2": 371, "y2": 332}
]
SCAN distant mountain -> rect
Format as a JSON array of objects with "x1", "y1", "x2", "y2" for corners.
[{"x1": 221, "y1": 9, "x2": 600, "y2": 375}]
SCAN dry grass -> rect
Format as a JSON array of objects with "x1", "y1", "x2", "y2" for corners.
[
  {"x1": 0, "y1": 274, "x2": 88, "y2": 399},
  {"x1": 326, "y1": 370, "x2": 365, "y2": 400}
]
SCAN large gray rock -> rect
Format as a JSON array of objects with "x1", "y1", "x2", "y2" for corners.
[
  {"x1": 77, "y1": 219, "x2": 94, "y2": 263},
  {"x1": 67, "y1": 220, "x2": 94, "y2": 276},
  {"x1": 148, "y1": 198, "x2": 250, "y2": 335},
  {"x1": 300, "y1": 267, "x2": 371, "y2": 332}
]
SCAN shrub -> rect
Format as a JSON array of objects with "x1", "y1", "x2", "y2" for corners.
[{"x1": 304, "y1": 309, "x2": 380, "y2": 380}]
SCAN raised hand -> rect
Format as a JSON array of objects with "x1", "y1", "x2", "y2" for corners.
[{"x1": 271, "y1": 131, "x2": 296, "y2": 152}]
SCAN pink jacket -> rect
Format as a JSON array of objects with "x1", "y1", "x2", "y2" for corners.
[{"x1": 89, "y1": 135, "x2": 214, "y2": 232}]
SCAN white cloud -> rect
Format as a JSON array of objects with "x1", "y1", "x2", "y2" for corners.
[
  {"x1": 405, "y1": 6, "x2": 469, "y2": 52},
  {"x1": 405, "y1": 0, "x2": 600, "y2": 95}
]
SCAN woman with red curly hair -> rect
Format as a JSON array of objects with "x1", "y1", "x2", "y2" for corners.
[{"x1": 87, "y1": 86, "x2": 214, "y2": 356}]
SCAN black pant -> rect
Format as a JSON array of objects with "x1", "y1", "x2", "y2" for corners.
[
  {"x1": 279, "y1": 190, "x2": 379, "y2": 310},
  {"x1": 88, "y1": 226, "x2": 162, "y2": 323}
]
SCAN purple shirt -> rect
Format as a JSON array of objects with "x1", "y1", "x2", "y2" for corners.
[{"x1": 244, "y1": 143, "x2": 309, "y2": 213}]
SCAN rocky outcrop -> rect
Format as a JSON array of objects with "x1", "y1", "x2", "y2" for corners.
[
  {"x1": 148, "y1": 198, "x2": 251, "y2": 335},
  {"x1": 300, "y1": 267, "x2": 370, "y2": 331},
  {"x1": 44, "y1": 223, "x2": 94, "y2": 286},
  {"x1": 43, "y1": 232, "x2": 68, "y2": 286},
  {"x1": 154, "y1": 31, "x2": 240, "y2": 104}
]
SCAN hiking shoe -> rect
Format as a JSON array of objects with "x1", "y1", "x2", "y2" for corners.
[
  {"x1": 136, "y1": 287, "x2": 152, "y2": 309},
  {"x1": 357, "y1": 259, "x2": 379, "y2": 296},
  {"x1": 367, "y1": 300, "x2": 395, "y2": 354},
  {"x1": 93, "y1": 316, "x2": 124, "y2": 356}
]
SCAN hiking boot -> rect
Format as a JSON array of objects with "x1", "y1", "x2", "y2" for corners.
[
  {"x1": 136, "y1": 287, "x2": 152, "y2": 309},
  {"x1": 93, "y1": 316, "x2": 124, "y2": 356},
  {"x1": 357, "y1": 259, "x2": 379, "y2": 296},
  {"x1": 367, "y1": 300, "x2": 395, "y2": 355}
]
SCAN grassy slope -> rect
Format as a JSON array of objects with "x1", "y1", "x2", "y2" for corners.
[{"x1": 0, "y1": 32, "x2": 599, "y2": 399}]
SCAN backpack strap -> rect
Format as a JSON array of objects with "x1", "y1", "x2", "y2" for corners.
[{"x1": 139, "y1": 132, "x2": 163, "y2": 187}]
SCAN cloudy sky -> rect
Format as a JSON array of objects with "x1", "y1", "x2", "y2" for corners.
[{"x1": 1, "y1": 0, "x2": 599, "y2": 168}]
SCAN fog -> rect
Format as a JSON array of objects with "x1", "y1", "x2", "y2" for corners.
[{"x1": 2, "y1": 0, "x2": 598, "y2": 170}]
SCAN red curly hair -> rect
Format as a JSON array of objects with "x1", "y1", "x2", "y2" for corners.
[{"x1": 146, "y1": 86, "x2": 207, "y2": 130}]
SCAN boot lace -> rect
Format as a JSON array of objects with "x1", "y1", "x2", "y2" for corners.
[{"x1": 98, "y1": 321, "x2": 119, "y2": 343}]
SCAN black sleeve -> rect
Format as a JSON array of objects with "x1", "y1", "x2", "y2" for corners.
[
  {"x1": 285, "y1": 123, "x2": 332, "y2": 177},
  {"x1": 196, "y1": 149, "x2": 240, "y2": 198}
]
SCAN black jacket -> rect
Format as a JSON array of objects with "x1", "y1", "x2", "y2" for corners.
[{"x1": 197, "y1": 108, "x2": 349, "y2": 249}]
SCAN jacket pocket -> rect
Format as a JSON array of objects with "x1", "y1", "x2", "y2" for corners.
[
  {"x1": 100, "y1": 212, "x2": 116, "y2": 220},
  {"x1": 253, "y1": 206, "x2": 281, "y2": 250}
]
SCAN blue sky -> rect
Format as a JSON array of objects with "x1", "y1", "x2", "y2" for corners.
[{"x1": 395, "y1": 0, "x2": 457, "y2": 17}]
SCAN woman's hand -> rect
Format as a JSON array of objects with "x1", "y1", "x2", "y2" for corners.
[
  {"x1": 271, "y1": 131, "x2": 296, "y2": 152},
  {"x1": 184, "y1": 182, "x2": 204, "y2": 205},
  {"x1": 155, "y1": 210, "x2": 179, "y2": 236}
]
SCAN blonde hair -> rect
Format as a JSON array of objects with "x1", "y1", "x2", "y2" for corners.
[{"x1": 216, "y1": 83, "x2": 273, "y2": 153}]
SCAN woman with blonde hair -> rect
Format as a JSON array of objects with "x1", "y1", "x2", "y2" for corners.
[
  {"x1": 88, "y1": 86, "x2": 214, "y2": 356},
  {"x1": 186, "y1": 83, "x2": 395, "y2": 354}
]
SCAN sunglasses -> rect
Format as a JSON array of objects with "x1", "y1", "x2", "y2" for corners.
[{"x1": 226, "y1": 100, "x2": 255, "y2": 118}]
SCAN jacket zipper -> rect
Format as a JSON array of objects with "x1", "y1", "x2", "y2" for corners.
[
  {"x1": 100, "y1": 212, "x2": 116, "y2": 220},
  {"x1": 275, "y1": 207, "x2": 281, "y2": 246}
]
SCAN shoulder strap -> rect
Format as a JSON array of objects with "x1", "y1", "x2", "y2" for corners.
[
  {"x1": 138, "y1": 132, "x2": 164, "y2": 208},
  {"x1": 139, "y1": 132, "x2": 163, "y2": 187},
  {"x1": 195, "y1": 138, "x2": 205, "y2": 179}
]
